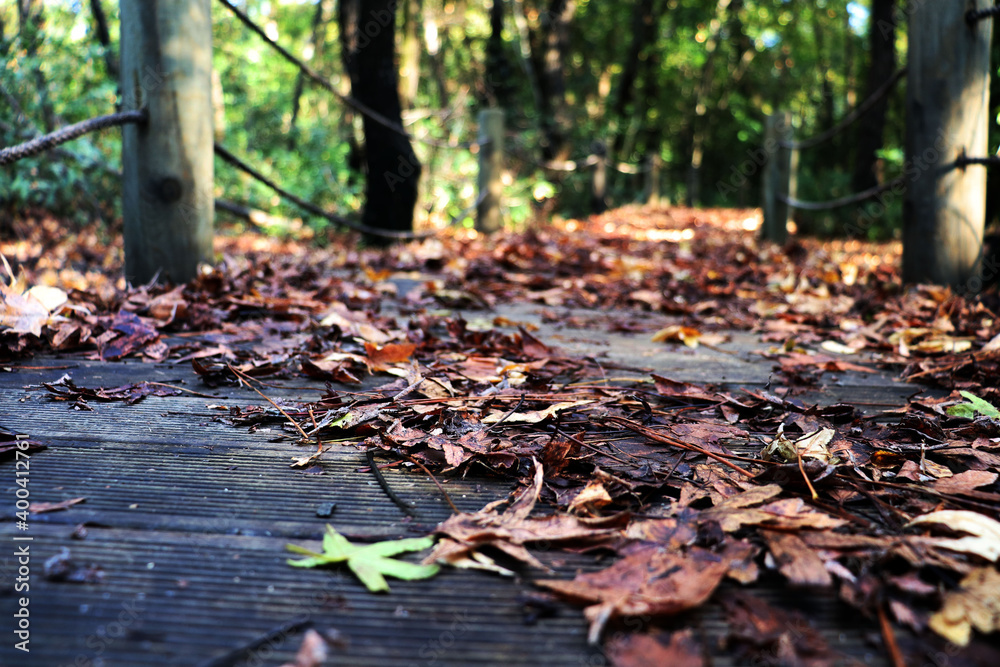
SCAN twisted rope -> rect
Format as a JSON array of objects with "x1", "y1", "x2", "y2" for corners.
[
  {"x1": 0, "y1": 110, "x2": 147, "y2": 166},
  {"x1": 778, "y1": 176, "x2": 905, "y2": 211},
  {"x1": 213, "y1": 142, "x2": 434, "y2": 240},
  {"x1": 955, "y1": 154, "x2": 1000, "y2": 168},
  {"x1": 779, "y1": 68, "x2": 907, "y2": 151},
  {"x1": 967, "y1": 5, "x2": 1000, "y2": 23}
]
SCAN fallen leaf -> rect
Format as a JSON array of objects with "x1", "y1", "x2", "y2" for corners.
[
  {"x1": 287, "y1": 525, "x2": 439, "y2": 592},
  {"x1": 604, "y1": 629, "x2": 704, "y2": 667},
  {"x1": 278, "y1": 629, "x2": 329, "y2": 667},
  {"x1": 537, "y1": 543, "x2": 745, "y2": 644},
  {"x1": 907, "y1": 510, "x2": 1000, "y2": 562},
  {"x1": 30, "y1": 497, "x2": 86, "y2": 514},
  {"x1": 929, "y1": 567, "x2": 1000, "y2": 646}
]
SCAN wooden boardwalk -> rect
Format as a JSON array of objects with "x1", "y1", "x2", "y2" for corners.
[{"x1": 0, "y1": 299, "x2": 919, "y2": 666}]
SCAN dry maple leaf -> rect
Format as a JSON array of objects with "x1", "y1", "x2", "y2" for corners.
[
  {"x1": 0, "y1": 255, "x2": 67, "y2": 336},
  {"x1": 424, "y1": 460, "x2": 625, "y2": 574},
  {"x1": 537, "y1": 541, "x2": 753, "y2": 644}
]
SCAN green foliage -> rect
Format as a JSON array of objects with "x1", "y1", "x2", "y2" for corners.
[
  {"x1": 1, "y1": 4, "x2": 120, "y2": 224},
  {"x1": 1, "y1": 0, "x2": 928, "y2": 238}
]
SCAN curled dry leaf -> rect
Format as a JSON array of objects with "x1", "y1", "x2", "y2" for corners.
[
  {"x1": 537, "y1": 541, "x2": 755, "y2": 644},
  {"x1": 929, "y1": 567, "x2": 1000, "y2": 646},
  {"x1": 907, "y1": 510, "x2": 1000, "y2": 562}
]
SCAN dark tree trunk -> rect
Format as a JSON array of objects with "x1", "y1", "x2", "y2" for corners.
[
  {"x1": 484, "y1": 0, "x2": 514, "y2": 108},
  {"x1": 88, "y1": 0, "x2": 118, "y2": 79},
  {"x1": 529, "y1": 0, "x2": 575, "y2": 161},
  {"x1": 852, "y1": 0, "x2": 896, "y2": 193},
  {"x1": 339, "y1": 0, "x2": 420, "y2": 241},
  {"x1": 609, "y1": 0, "x2": 658, "y2": 162}
]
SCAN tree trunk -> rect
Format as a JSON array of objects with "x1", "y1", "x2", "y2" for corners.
[
  {"x1": 339, "y1": 0, "x2": 420, "y2": 240},
  {"x1": 686, "y1": 0, "x2": 731, "y2": 207},
  {"x1": 528, "y1": 0, "x2": 575, "y2": 162},
  {"x1": 852, "y1": 0, "x2": 896, "y2": 193},
  {"x1": 484, "y1": 0, "x2": 514, "y2": 109},
  {"x1": 399, "y1": 0, "x2": 423, "y2": 109},
  {"x1": 88, "y1": 0, "x2": 118, "y2": 79},
  {"x1": 609, "y1": 0, "x2": 659, "y2": 163}
]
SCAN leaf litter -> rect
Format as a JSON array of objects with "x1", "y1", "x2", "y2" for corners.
[{"x1": 4, "y1": 207, "x2": 1000, "y2": 662}]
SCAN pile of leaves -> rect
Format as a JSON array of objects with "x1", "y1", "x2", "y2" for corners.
[{"x1": 5, "y1": 206, "x2": 1000, "y2": 663}]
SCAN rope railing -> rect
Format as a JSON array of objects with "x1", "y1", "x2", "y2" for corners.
[
  {"x1": 955, "y1": 153, "x2": 1000, "y2": 168},
  {"x1": 778, "y1": 177, "x2": 905, "y2": 211},
  {"x1": 215, "y1": 0, "x2": 462, "y2": 151},
  {"x1": 779, "y1": 67, "x2": 907, "y2": 151},
  {"x1": 0, "y1": 110, "x2": 147, "y2": 166},
  {"x1": 967, "y1": 5, "x2": 1000, "y2": 23},
  {"x1": 506, "y1": 147, "x2": 647, "y2": 175},
  {"x1": 212, "y1": 142, "x2": 435, "y2": 240}
]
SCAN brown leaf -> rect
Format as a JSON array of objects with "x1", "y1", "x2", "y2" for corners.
[
  {"x1": 537, "y1": 543, "x2": 743, "y2": 643},
  {"x1": 761, "y1": 529, "x2": 833, "y2": 587},
  {"x1": 720, "y1": 591, "x2": 837, "y2": 667},
  {"x1": 30, "y1": 497, "x2": 86, "y2": 514},
  {"x1": 929, "y1": 567, "x2": 1000, "y2": 646},
  {"x1": 363, "y1": 341, "x2": 417, "y2": 372},
  {"x1": 605, "y1": 629, "x2": 704, "y2": 667},
  {"x1": 425, "y1": 461, "x2": 625, "y2": 572}
]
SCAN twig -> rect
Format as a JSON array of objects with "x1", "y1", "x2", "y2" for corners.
[
  {"x1": 878, "y1": 600, "x2": 906, "y2": 667},
  {"x1": 226, "y1": 364, "x2": 314, "y2": 444},
  {"x1": 601, "y1": 416, "x2": 757, "y2": 478},
  {"x1": 795, "y1": 446, "x2": 820, "y2": 501},
  {"x1": 366, "y1": 447, "x2": 418, "y2": 518},
  {"x1": 144, "y1": 381, "x2": 217, "y2": 399},
  {"x1": 484, "y1": 394, "x2": 525, "y2": 433},
  {"x1": 401, "y1": 452, "x2": 459, "y2": 513},
  {"x1": 197, "y1": 615, "x2": 311, "y2": 667}
]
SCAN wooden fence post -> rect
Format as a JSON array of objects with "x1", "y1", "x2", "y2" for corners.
[
  {"x1": 121, "y1": 0, "x2": 214, "y2": 285},
  {"x1": 903, "y1": 2, "x2": 992, "y2": 288},
  {"x1": 644, "y1": 153, "x2": 662, "y2": 206},
  {"x1": 476, "y1": 108, "x2": 504, "y2": 233},
  {"x1": 761, "y1": 112, "x2": 792, "y2": 244},
  {"x1": 590, "y1": 142, "x2": 608, "y2": 214}
]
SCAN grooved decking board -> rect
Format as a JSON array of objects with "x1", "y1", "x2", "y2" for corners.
[{"x1": 0, "y1": 319, "x2": 915, "y2": 666}]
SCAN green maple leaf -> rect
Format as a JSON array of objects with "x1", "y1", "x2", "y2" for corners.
[
  {"x1": 946, "y1": 391, "x2": 1000, "y2": 419},
  {"x1": 286, "y1": 525, "x2": 439, "y2": 592}
]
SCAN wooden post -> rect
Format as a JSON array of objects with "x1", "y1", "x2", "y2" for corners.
[
  {"x1": 476, "y1": 108, "x2": 504, "y2": 233},
  {"x1": 644, "y1": 153, "x2": 662, "y2": 206},
  {"x1": 761, "y1": 112, "x2": 792, "y2": 244},
  {"x1": 903, "y1": 1, "x2": 992, "y2": 288},
  {"x1": 121, "y1": 0, "x2": 214, "y2": 285},
  {"x1": 590, "y1": 142, "x2": 608, "y2": 214}
]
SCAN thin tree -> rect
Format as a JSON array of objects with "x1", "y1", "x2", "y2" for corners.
[
  {"x1": 339, "y1": 0, "x2": 421, "y2": 240},
  {"x1": 852, "y1": 0, "x2": 896, "y2": 193},
  {"x1": 88, "y1": 0, "x2": 118, "y2": 79}
]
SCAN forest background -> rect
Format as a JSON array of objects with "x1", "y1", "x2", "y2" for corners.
[{"x1": 2, "y1": 0, "x2": 999, "y2": 241}]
